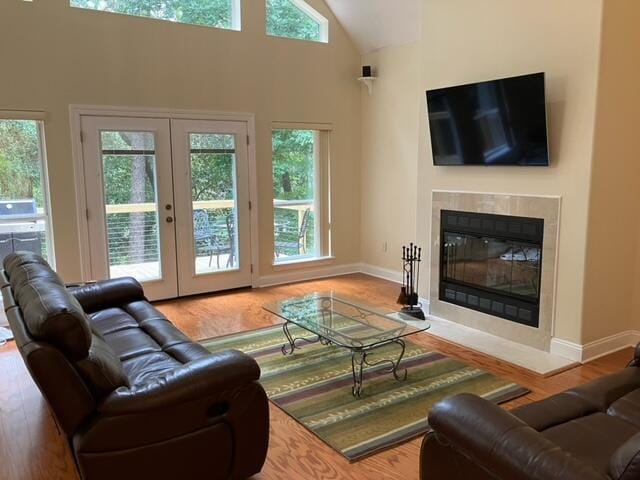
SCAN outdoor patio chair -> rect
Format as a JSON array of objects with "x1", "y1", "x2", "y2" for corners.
[{"x1": 275, "y1": 208, "x2": 311, "y2": 258}]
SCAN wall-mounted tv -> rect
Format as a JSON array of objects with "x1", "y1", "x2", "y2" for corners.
[{"x1": 426, "y1": 72, "x2": 549, "y2": 166}]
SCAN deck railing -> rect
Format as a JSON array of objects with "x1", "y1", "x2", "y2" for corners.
[{"x1": 104, "y1": 199, "x2": 315, "y2": 267}]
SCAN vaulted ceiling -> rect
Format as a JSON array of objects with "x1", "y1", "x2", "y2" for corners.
[{"x1": 324, "y1": 0, "x2": 422, "y2": 54}]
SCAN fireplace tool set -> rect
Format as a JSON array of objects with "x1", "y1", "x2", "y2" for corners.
[{"x1": 397, "y1": 243, "x2": 426, "y2": 320}]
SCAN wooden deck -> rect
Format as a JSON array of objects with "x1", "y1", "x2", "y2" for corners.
[{"x1": 110, "y1": 254, "x2": 235, "y2": 281}]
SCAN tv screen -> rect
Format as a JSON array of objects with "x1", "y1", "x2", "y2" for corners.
[{"x1": 426, "y1": 73, "x2": 549, "y2": 166}]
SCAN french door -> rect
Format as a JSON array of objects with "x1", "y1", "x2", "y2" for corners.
[{"x1": 80, "y1": 115, "x2": 252, "y2": 300}]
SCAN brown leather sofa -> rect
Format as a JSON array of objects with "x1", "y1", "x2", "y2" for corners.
[
  {"x1": 1, "y1": 252, "x2": 269, "y2": 480},
  {"x1": 420, "y1": 347, "x2": 640, "y2": 480}
]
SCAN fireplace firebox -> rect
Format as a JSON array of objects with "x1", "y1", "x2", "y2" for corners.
[{"x1": 440, "y1": 210, "x2": 543, "y2": 328}]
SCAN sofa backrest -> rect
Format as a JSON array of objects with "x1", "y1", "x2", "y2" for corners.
[{"x1": 2, "y1": 252, "x2": 129, "y2": 436}]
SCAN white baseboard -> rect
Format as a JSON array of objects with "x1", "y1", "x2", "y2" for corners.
[
  {"x1": 549, "y1": 337, "x2": 582, "y2": 362},
  {"x1": 358, "y1": 263, "x2": 403, "y2": 284},
  {"x1": 551, "y1": 330, "x2": 640, "y2": 363},
  {"x1": 258, "y1": 263, "x2": 360, "y2": 288}
]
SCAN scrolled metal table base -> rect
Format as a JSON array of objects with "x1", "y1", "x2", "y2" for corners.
[
  {"x1": 280, "y1": 321, "x2": 408, "y2": 397},
  {"x1": 351, "y1": 339, "x2": 407, "y2": 397}
]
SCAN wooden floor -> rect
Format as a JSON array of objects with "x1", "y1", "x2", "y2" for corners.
[{"x1": 0, "y1": 273, "x2": 632, "y2": 480}]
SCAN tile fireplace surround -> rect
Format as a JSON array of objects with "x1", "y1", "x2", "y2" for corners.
[{"x1": 430, "y1": 191, "x2": 561, "y2": 352}]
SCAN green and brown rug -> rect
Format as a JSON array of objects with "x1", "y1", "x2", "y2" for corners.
[{"x1": 201, "y1": 324, "x2": 528, "y2": 461}]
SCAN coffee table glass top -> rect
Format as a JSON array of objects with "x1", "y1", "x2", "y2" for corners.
[{"x1": 263, "y1": 292, "x2": 430, "y2": 349}]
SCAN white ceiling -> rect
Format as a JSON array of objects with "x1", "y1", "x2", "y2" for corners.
[{"x1": 324, "y1": 0, "x2": 422, "y2": 54}]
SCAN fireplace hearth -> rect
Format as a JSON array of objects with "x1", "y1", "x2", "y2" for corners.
[{"x1": 440, "y1": 210, "x2": 543, "y2": 328}]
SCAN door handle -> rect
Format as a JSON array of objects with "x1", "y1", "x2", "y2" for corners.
[{"x1": 166, "y1": 216, "x2": 174, "y2": 223}]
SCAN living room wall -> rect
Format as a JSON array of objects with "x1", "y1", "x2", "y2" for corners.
[
  {"x1": 359, "y1": 0, "x2": 604, "y2": 345},
  {"x1": 360, "y1": 42, "x2": 421, "y2": 274},
  {"x1": 0, "y1": 0, "x2": 361, "y2": 282},
  {"x1": 417, "y1": 0, "x2": 604, "y2": 345},
  {"x1": 582, "y1": 0, "x2": 640, "y2": 343}
]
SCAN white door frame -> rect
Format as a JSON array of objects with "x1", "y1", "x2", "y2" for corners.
[
  {"x1": 171, "y1": 118, "x2": 252, "y2": 296},
  {"x1": 69, "y1": 105, "x2": 260, "y2": 291},
  {"x1": 80, "y1": 116, "x2": 178, "y2": 300}
]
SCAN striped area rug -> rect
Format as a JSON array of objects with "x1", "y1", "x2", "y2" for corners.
[{"x1": 201, "y1": 324, "x2": 529, "y2": 461}]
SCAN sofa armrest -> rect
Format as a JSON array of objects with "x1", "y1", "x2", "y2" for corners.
[
  {"x1": 428, "y1": 393, "x2": 607, "y2": 480},
  {"x1": 610, "y1": 432, "x2": 640, "y2": 480},
  {"x1": 99, "y1": 350, "x2": 260, "y2": 415},
  {"x1": 629, "y1": 343, "x2": 640, "y2": 367},
  {"x1": 69, "y1": 277, "x2": 145, "y2": 313}
]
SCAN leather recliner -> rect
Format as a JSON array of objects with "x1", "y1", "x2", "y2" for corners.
[
  {"x1": 1, "y1": 252, "x2": 269, "y2": 480},
  {"x1": 420, "y1": 346, "x2": 640, "y2": 480}
]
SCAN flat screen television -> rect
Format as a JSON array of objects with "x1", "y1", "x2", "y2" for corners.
[{"x1": 426, "y1": 72, "x2": 549, "y2": 166}]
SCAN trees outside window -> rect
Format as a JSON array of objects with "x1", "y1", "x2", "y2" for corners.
[
  {"x1": 70, "y1": 0, "x2": 241, "y2": 30},
  {"x1": 0, "y1": 119, "x2": 53, "y2": 266},
  {"x1": 266, "y1": 0, "x2": 328, "y2": 43},
  {"x1": 272, "y1": 128, "x2": 330, "y2": 262}
]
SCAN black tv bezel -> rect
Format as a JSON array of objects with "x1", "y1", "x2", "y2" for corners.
[{"x1": 426, "y1": 72, "x2": 550, "y2": 167}]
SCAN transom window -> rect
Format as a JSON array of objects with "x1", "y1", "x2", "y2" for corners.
[
  {"x1": 70, "y1": 0, "x2": 242, "y2": 31},
  {"x1": 266, "y1": 0, "x2": 329, "y2": 43}
]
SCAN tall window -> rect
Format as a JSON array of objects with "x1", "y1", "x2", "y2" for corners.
[
  {"x1": 272, "y1": 128, "x2": 329, "y2": 263},
  {"x1": 70, "y1": 0, "x2": 242, "y2": 31},
  {"x1": 266, "y1": 0, "x2": 328, "y2": 43},
  {"x1": 0, "y1": 119, "x2": 54, "y2": 268}
]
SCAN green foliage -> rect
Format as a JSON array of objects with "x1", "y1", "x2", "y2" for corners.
[
  {"x1": 0, "y1": 120, "x2": 44, "y2": 207},
  {"x1": 272, "y1": 129, "x2": 315, "y2": 201},
  {"x1": 71, "y1": 0, "x2": 234, "y2": 29},
  {"x1": 266, "y1": 0, "x2": 321, "y2": 41}
]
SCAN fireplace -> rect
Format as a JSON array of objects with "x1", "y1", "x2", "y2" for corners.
[{"x1": 439, "y1": 210, "x2": 543, "y2": 328}]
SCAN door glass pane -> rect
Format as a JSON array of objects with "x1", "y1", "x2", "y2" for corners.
[
  {"x1": 272, "y1": 129, "x2": 317, "y2": 262},
  {"x1": 190, "y1": 133, "x2": 238, "y2": 274},
  {"x1": 101, "y1": 131, "x2": 161, "y2": 282},
  {"x1": 0, "y1": 120, "x2": 52, "y2": 267}
]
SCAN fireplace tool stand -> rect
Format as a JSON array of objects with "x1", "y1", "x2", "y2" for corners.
[{"x1": 397, "y1": 243, "x2": 426, "y2": 320}]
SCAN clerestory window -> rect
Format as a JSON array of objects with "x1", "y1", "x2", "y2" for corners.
[{"x1": 70, "y1": 0, "x2": 242, "y2": 31}]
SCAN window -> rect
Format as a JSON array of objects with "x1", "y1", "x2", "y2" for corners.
[
  {"x1": 266, "y1": 0, "x2": 328, "y2": 43},
  {"x1": 0, "y1": 118, "x2": 54, "y2": 268},
  {"x1": 70, "y1": 0, "x2": 242, "y2": 31},
  {"x1": 272, "y1": 127, "x2": 330, "y2": 264}
]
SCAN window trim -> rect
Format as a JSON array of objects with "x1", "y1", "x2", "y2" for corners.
[
  {"x1": 271, "y1": 123, "x2": 331, "y2": 269},
  {"x1": 267, "y1": 0, "x2": 329, "y2": 43},
  {"x1": 0, "y1": 114, "x2": 56, "y2": 270},
  {"x1": 69, "y1": 0, "x2": 243, "y2": 32}
]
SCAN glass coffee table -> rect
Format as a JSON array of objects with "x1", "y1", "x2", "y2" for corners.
[{"x1": 263, "y1": 292, "x2": 430, "y2": 397}]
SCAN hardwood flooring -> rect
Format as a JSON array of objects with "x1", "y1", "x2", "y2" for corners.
[{"x1": 0, "y1": 273, "x2": 632, "y2": 480}]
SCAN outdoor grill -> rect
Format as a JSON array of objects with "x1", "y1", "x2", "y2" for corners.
[{"x1": 0, "y1": 199, "x2": 45, "y2": 264}]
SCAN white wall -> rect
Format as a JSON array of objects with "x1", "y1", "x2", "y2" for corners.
[
  {"x1": 360, "y1": 0, "x2": 604, "y2": 344},
  {"x1": 0, "y1": 0, "x2": 362, "y2": 282},
  {"x1": 360, "y1": 42, "x2": 421, "y2": 272}
]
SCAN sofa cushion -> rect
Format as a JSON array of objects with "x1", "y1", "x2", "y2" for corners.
[
  {"x1": 14, "y1": 280, "x2": 93, "y2": 361},
  {"x1": 541, "y1": 412, "x2": 638, "y2": 474},
  {"x1": 122, "y1": 351, "x2": 182, "y2": 386},
  {"x1": 76, "y1": 334, "x2": 129, "y2": 398},
  {"x1": 608, "y1": 389, "x2": 640, "y2": 429},
  {"x1": 4, "y1": 252, "x2": 93, "y2": 361}
]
